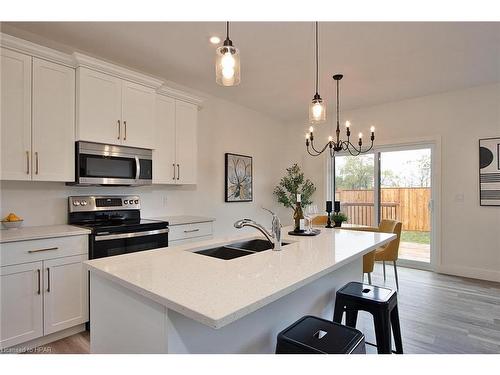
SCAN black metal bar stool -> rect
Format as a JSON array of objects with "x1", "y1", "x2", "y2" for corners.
[
  {"x1": 333, "y1": 282, "x2": 403, "y2": 354},
  {"x1": 276, "y1": 315, "x2": 366, "y2": 354}
]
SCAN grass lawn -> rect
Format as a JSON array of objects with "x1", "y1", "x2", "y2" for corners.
[{"x1": 401, "y1": 231, "x2": 430, "y2": 244}]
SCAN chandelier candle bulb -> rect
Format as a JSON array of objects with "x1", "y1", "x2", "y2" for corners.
[{"x1": 328, "y1": 136, "x2": 333, "y2": 142}]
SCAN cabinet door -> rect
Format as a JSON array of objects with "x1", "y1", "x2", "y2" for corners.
[
  {"x1": 0, "y1": 48, "x2": 32, "y2": 181},
  {"x1": 122, "y1": 81, "x2": 155, "y2": 149},
  {"x1": 153, "y1": 95, "x2": 177, "y2": 184},
  {"x1": 32, "y1": 58, "x2": 75, "y2": 182},
  {"x1": 77, "y1": 67, "x2": 122, "y2": 145},
  {"x1": 0, "y1": 262, "x2": 43, "y2": 349},
  {"x1": 175, "y1": 101, "x2": 198, "y2": 184},
  {"x1": 43, "y1": 255, "x2": 88, "y2": 335}
]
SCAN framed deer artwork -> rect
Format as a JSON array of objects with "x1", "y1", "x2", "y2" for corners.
[{"x1": 225, "y1": 153, "x2": 253, "y2": 202}]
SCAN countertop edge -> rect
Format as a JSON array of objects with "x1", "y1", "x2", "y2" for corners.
[
  {"x1": 86, "y1": 232, "x2": 396, "y2": 329},
  {"x1": 0, "y1": 225, "x2": 91, "y2": 244}
]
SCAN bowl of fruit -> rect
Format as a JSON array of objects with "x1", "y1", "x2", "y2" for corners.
[{"x1": 2, "y1": 213, "x2": 24, "y2": 229}]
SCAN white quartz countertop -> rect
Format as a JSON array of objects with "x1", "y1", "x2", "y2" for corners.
[
  {"x1": 147, "y1": 215, "x2": 215, "y2": 226},
  {"x1": 0, "y1": 224, "x2": 91, "y2": 243},
  {"x1": 85, "y1": 226, "x2": 395, "y2": 329}
]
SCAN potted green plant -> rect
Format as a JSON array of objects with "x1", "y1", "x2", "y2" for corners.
[
  {"x1": 273, "y1": 164, "x2": 316, "y2": 218},
  {"x1": 331, "y1": 212, "x2": 348, "y2": 227}
]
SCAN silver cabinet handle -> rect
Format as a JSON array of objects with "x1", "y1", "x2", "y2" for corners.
[
  {"x1": 28, "y1": 247, "x2": 58, "y2": 254},
  {"x1": 124, "y1": 121, "x2": 127, "y2": 141},
  {"x1": 35, "y1": 152, "x2": 39, "y2": 175},
  {"x1": 36, "y1": 269, "x2": 41, "y2": 295},
  {"x1": 26, "y1": 151, "x2": 30, "y2": 174},
  {"x1": 117, "y1": 120, "x2": 121, "y2": 139},
  {"x1": 46, "y1": 268, "x2": 50, "y2": 293},
  {"x1": 172, "y1": 163, "x2": 176, "y2": 180},
  {"x1": 177, "y1": 164, "x2": 180, "y2": 180},
  {"x1": 183, "y1": 229, "x2": 200, "y2": 233}
]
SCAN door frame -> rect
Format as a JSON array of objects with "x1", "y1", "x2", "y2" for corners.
[{"x1": 327, "y1": 136, "x2": 442, "y2": 271}]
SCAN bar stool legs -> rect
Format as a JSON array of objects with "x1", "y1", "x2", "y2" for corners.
[
  {"x1": 383, "y1": 261, "x2": 386, "y2": 281},
  {"x1": 391, "y1": 305, "x2": 403, "y2": 354},
  {"x1": 333, "y1": 282, "x2": 403, "y2": 354}
]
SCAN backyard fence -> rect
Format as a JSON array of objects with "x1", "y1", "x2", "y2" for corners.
[{"x1": 335, "y1": 188, "x2": 430, "y2": 231}]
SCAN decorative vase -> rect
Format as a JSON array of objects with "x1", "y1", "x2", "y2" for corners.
[{"x1": 334, "y1": 221, "x2": 342, "y2": 228}]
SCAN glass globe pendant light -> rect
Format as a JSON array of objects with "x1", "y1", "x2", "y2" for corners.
[
  {"x1": 216, "y1": 22, "x2": 241, "y2": 86},
  {"x1": 309, "y1": 22, "x2": 326, "y2": 123}
]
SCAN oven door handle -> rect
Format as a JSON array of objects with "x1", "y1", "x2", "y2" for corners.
[
  {"x1": 94, "y1": 228, "x2": 169, "y2": 241},
  {"x1": 135, "y1": 156, "x2": 141, "y2": 181}
]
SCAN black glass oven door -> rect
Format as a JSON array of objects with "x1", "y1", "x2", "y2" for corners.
[{"x1": 90, "y1": 231, "x2": 169, "y2": 259}]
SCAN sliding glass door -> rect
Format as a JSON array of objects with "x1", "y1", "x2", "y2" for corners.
[
  {"x1": 333, "y1": 144, "x2": 434, "y2": 268},
  {"x1": 380, "y1": 148, "x2": 432, "y2": 264}
]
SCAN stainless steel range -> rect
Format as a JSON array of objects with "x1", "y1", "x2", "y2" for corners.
[{"x1": 68, "y1": 195, "x2": 169, "y2": 259}]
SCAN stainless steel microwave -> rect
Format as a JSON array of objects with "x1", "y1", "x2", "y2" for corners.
[{"x1": 70, "y1": 141, "x2": 153, "y2": 186}]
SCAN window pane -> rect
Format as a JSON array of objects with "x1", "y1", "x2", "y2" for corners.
[{"x1": 334, "y1": 154, "x2": 375, "y2": 226}]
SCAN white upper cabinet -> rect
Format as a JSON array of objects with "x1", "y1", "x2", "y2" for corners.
[
  {"x1": 77, "y1": 67, "x2": 155, "y2": 149},
  {"x1": 122, "y1": 81, "x2": 155, "y2": 149},
  {"x1": 175, "y1": 101, "x2": 198, "y2": 185},
  {"x1": 153, "y1": 96, "x2": 198, "y2": 185},
  {"x1": 76, "y1": 67, "x2": 122, "y2": 145},
  {"x1": 32, "y1": 58, "x2": 75, "y2": 182},
  {"x1": 0, "y1": 49, "x2": 75, "y2": 182},
  {"x1": 0, "y1": 48, "x2": 32, "y2": 181},
  {"x1": 153, "y1": 95, "x2": 176, "y2": 184}
]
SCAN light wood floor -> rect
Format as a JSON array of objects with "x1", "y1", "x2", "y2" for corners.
[{"x1": 29, "y1": 264, "x2": 500, "y2": 354}]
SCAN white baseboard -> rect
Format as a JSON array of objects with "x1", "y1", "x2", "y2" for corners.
[
  {"x1": 2, "y1": 324, "x2": 86, "y2": 354},
  {"x1": 436, "y1": 264, "x2": 500, "y2": 283}
]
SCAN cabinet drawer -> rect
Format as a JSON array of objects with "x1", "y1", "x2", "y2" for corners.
[
  {"x1": 0, "y1": 235, "x2": 88, "y2": 267},
  {"x1": 169, "y1": 222, "x2": 213, "y2": 242}
]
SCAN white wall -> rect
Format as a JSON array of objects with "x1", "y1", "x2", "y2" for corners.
[
  {"x1": 0, "y1": 95, "x2": 299, "y2": 236},
  {"x1": 298, "y1": 83, "x2": 500, "y2": 282}
]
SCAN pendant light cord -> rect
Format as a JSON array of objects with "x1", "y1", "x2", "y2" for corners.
[
  {"x1": 226, "y1": 21, "x2": 230, "y2": 40},
  {"x1": 336, "y1": 78, "x2": 340, "y2": 127},
  {"x1": 315, "y1": 22, "x2": 319, "y2": 95}
]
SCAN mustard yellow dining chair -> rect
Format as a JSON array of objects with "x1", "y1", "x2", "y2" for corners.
[
  {"x1": 342, "y1": 219, "x2": 402, "y2": 289},
  {"x1": 311, "y1": 215, "x2": 328, "y2": 226}
]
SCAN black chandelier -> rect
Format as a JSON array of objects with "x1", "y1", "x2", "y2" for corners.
[{"x1": 305, "y1": 74, "x2": 375, "y2": 157}]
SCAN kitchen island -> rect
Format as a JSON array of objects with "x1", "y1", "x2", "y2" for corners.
[{"x1": 85, "y1": 226, "x2": 395, "y2": 353}]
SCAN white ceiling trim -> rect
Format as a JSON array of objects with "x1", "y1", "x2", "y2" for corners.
[
  {"x1": 0, "y1": 32, "x2": 74, "y2": 67},
  {"x1": 0, "y1": 32, "x2": 205, "y2": 106},
  {"x1": 73, "y1": 52, "x2": 164, "y2": 89}
]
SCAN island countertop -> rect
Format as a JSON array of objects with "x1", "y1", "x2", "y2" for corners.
[{"x1": 85, "y1": 226, "x2": 395, "y2": 329}]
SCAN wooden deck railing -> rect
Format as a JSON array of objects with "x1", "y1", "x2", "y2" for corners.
[
  {"x1": 336, "y1": 188, "x2": 430, "y2": 231},
  {"x1": 341, "y1": 202, "x2": 398, "y2": 227}
]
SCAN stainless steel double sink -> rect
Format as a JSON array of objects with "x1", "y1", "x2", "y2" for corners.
[{"x1": 194, "y1": 239, "x2": 291, "y2": 260}]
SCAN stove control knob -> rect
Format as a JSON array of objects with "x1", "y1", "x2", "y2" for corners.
[
  {"x1": 73, "y1": 201, "x2": 80, "y2": 206},
  {"x1": 81, "y1": 201, "x2": 87, "y2": 206},
  {"x1": 134, "y1": 199, "x2": 139, "y2": 204},
  {"x1": 123, "y1": 200, "x2": 128, "y2": 204}
]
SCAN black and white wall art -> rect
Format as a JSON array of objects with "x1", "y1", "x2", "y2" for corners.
[
  {"x1": 225, "y1": 153, "x2": 253, "y2": 202},
  {"x1": 479, "y1": 137, "x2": 500, "y2": 206}
]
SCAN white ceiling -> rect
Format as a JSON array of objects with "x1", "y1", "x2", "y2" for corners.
[{"x1": 2, "y1": 22, "x2": 499, "y2": 123}]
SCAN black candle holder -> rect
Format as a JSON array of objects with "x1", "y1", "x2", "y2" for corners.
[{"x1": 325, "y1": 201, "x2": 333, "y2": 228}]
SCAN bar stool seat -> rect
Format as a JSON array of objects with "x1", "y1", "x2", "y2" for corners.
[
  {"x1": 276, "y1": 315, "x2": 366, "y2": 354},
  {"x1": 333, "y1": 282, "x2": 403, "y2": 354}
]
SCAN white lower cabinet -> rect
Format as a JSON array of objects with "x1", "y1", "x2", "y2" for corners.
[
  {"x1": 168, "y1": 222, "x2": 214, "y2": 245},
  {"x1": 43, "y1": 255, "x2": 88, "y2": 335},
  {"x1": 0, "y1": 262, "x2": 43, "y2": 349},
  {"x1": 0, "y1": 235, "x2": 88, "y2": 349}
]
